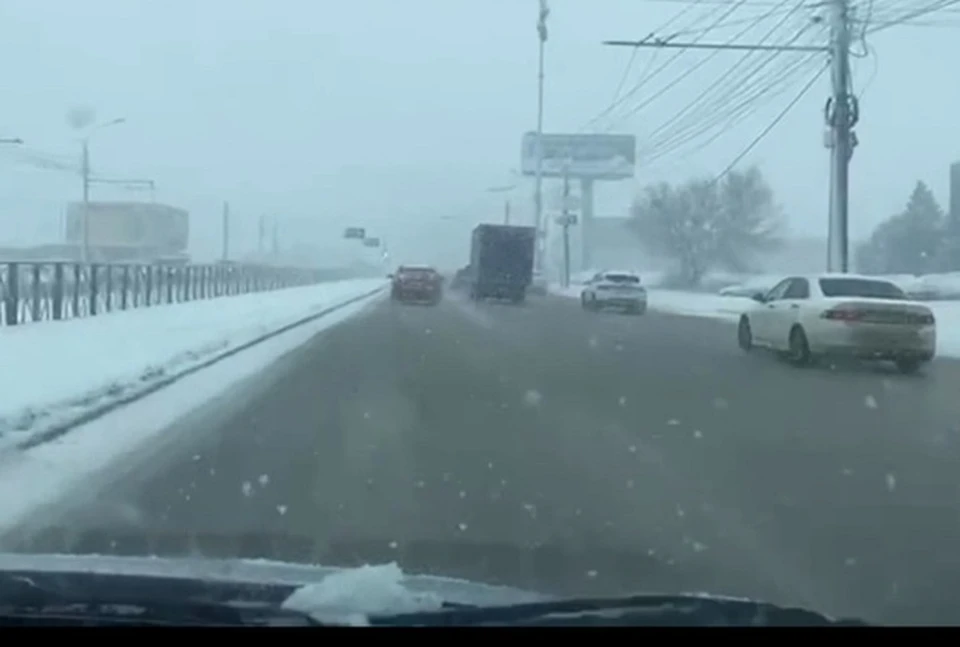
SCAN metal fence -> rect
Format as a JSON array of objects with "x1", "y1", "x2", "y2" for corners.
[{"x1": 0, "y1": 261, "x2": 341, "y2": 326}]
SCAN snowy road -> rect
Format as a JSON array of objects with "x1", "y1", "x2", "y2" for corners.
[{"x1": 9, "y1": 292, "x2": 960, "y2": 624}]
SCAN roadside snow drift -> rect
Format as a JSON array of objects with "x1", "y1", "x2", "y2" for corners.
[
  {"x1": 551, "y1": 283, "x2": 960, "y2": 359},
  {"x1": 0, "y1": 279, "x2": 386, "y2": 451}
]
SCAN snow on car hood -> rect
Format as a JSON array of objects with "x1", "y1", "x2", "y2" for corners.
[{"x1": 0, "y1": 552, "x2": 547, "y2": 618}]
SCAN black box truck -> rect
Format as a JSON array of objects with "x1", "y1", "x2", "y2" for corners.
[{"x1": 469, "y1": 224, "x2": 536, "y2": 303}]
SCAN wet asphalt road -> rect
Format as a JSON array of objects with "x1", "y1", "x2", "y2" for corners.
[{"x1": 11, "y1": 290, "x2": 960, "y2": 625}]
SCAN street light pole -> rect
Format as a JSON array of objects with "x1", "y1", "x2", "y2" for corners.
[
  {"x1": 80, "y1": 117, "x2": 126, "y2": 263},
  {"x1": 534, "y1": 0, "x2": 549, "y2": 272}
]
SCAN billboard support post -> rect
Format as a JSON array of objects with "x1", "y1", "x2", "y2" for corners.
[
  {"x1": 580, "y1": 178, "x2": 594, "y2": 272},
  {"x1": 561, "y1": 161, "x2": 571, "y2": 289},
  {"x1": 81, "y1": 140, "x2": 90, "y2": 264}
]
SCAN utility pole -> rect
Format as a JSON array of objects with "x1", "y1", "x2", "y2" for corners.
[
  {"x1": 534, "y1": 0, "x2": 549, "y2": 272},
  {"x1": 603, "y1": 34, "x2": 833, "y2": 267},
  {"x1": 826, "y1": 0, "x2": 857, "y2": 273},
  {"x1": 272, "y1": 221, "x2": 279, "y2": 256},
  {"x1": 221, "y1": 201, "x2": 230, "y2": 262},
  {"x1": 504, "y1": 199, "x2": 511, "y2": 225}
]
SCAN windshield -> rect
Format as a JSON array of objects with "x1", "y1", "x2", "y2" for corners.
[
  {"x1": 0, "y1": 0, "x2": 957, "y2": 629},
  {"x1": 604, "y1": 274, "x2": 640, "y2": 284},
  {"x1": 819, "y1": 278, "x2": 907, "y2": 300},
  {"x1": 399, "y1": 268, "x2": 436, "y2": 279}
]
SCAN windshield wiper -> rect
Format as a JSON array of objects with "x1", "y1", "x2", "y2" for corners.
[{"x1": 369, "y1": 593, "x2": 869, "y2": 627}]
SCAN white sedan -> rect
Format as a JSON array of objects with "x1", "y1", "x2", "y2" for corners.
[
  {"x1": 581, "y1": 271, "x2": 647, "y2": 315},
  {"x1": 737, "y1": 274, "x2": 936, "y2": 374}
]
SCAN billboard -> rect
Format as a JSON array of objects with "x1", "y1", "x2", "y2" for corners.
[
  {"x1": 344, "y1": 227, "x2": 366, "y2": 240},
  {"x1": 520, "y1": 132, "x2": 636, "y2": 180},
  {"x1": 65, "y1": 201, "x2": 189, "y2": 252},
  {"x1": 363, "y1": 237, "x2": 381, "y2": 248}
]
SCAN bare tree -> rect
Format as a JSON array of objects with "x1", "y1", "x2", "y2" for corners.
[{"x1": 630, "y1": 166, "x2": 783, "y2": 287}]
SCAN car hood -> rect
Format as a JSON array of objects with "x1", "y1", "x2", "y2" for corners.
[{"x1": 0, "y1": 552, "x2": 548, "y2": 611}]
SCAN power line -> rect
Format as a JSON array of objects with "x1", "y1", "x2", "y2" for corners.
[
  {"x1": 714, "y1": 62, "x2": 829, "y2": 181},
  {"x1": 640, "y1": 51, "x2": 825, "y2": 165},
  {"x1": 866, "y1": 0, "x2": 960, "y2": 33},
  {"x1": 637, "y1": 2, "x2": 816, "y2": 150},
  {"x1": 608, "y1": 0, "x2": 704, "y2": 106},
  {"x1": 580, "y1": 0, "x2": 749, "y2": 131},
  {"x1": 596, "y1": 0, "x2": 805, "y2": 133}
]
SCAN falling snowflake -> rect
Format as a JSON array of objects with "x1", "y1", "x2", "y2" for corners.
[
  {"x1": 864, "y1": 395, "x2": 878, "y2": 409},
  {"x1": 276, "y1": 504, "x2": 288, "y2": 515},
  {"x1": 618, "y1": 396, "x2": 627, "y2": 406},
  {"x1": 713, "y1": 397, "x2": 729, "y2": 410},
  {"x1": 457, "y1": 523, "x2": 468, "y2": 532},
  {"x1": 258, "y1": 474, "x2": 270, "y2": 487},
  {"x1": 523, "y1": 389, "x2": 543, "y2": 407},
  {"x1": 241, "y1": 481, "x2": 254, "y2": 497},
  {"x1": 667, "y1": 419, "x2": 680, "y2": 426},
  {"x1": 885, "y1": 473, "x2": 897, "y2": 492},
  {"x1": 693, "y1": 430, "x2": 703, "y2": 439}
]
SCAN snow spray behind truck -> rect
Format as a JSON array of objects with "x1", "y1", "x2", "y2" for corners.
[{"x1": 469, "y1": 224, "x2": 536, "y2": 303}]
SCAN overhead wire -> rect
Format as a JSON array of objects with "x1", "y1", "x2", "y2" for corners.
[
  {"x1": 580, "y1": 0, "x2": 750, "y2": 132},
  {"x1": 713, "y1": 61, "x2": 830, "y2": 181},
  {"x1": 638, "y1": 48, "x2": 825, "y2": 166},
  {"x1": 596, "y1": 0, "x2": 812, "y2": 134},
  {"x1": 636, "y1": 0, "x2": 817, "y2": 155},
  {"x1": 865, "y1": 0, "x2": 960, "y2": 33},
  {"x1": 608, "y1": 0, "x2": 704, "y2": 106}
]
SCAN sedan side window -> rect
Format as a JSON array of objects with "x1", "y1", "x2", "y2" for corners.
[
  {"x1": 765, "y1": 279, "x2": 791, "y2": 302},
  {"x1": 782, "y1": 278, "x2": 809, "y2": 300}
]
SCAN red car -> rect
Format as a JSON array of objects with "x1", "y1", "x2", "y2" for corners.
[{"x1": 391, "y1": 266, "x2": 443, "y2": 305}]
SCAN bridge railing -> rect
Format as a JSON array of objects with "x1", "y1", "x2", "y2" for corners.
[{"x1": 0, "y1": 261, "x2": 337, "y2": 326}]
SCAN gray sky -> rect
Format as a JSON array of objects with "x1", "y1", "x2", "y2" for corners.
[{"x1": 0, "y1": 0, "x2": 956, "y2": 267}]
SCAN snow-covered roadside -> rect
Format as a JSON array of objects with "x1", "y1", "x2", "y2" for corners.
[
  {"x1": 0, "y1": 293, "x2": 385, "y2": 538},
  {"x1": 550, "y1": 284, "x2": 960, "y2": 359},
  {"x1": 550, "y1": 284, "x2": 748, "y2": 322},
  {"x1": 0, "y1": 279, "x2": 387, "y2": 451}
]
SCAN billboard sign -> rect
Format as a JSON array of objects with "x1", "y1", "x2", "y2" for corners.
[
  {"x1": 363, "y1": 237, "x2": 381, "y2": 248},
  {"x1": 344, "y1": 227, "x2": 366, "y2": 240},
  {"x1": 520, "y1": 132, "x2": 636, "y2": 180},
  {"x1": 65, "y1": 201, "x2": 189, "y2": 251}
]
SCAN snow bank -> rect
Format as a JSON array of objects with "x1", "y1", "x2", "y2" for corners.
[
  {"x1": 0, "y1": 293, "x2": 383, "y2": 537},
  {"x1": 552, "y1": 282, "x2": 960, "y2": 359},
  {"x1": 0, "y1": 279, "x2": 386, "y2": 451}
]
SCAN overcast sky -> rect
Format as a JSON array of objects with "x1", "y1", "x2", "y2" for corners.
[{"x1": 0, "y1": 0, "x2": 956, "y2": 267}]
